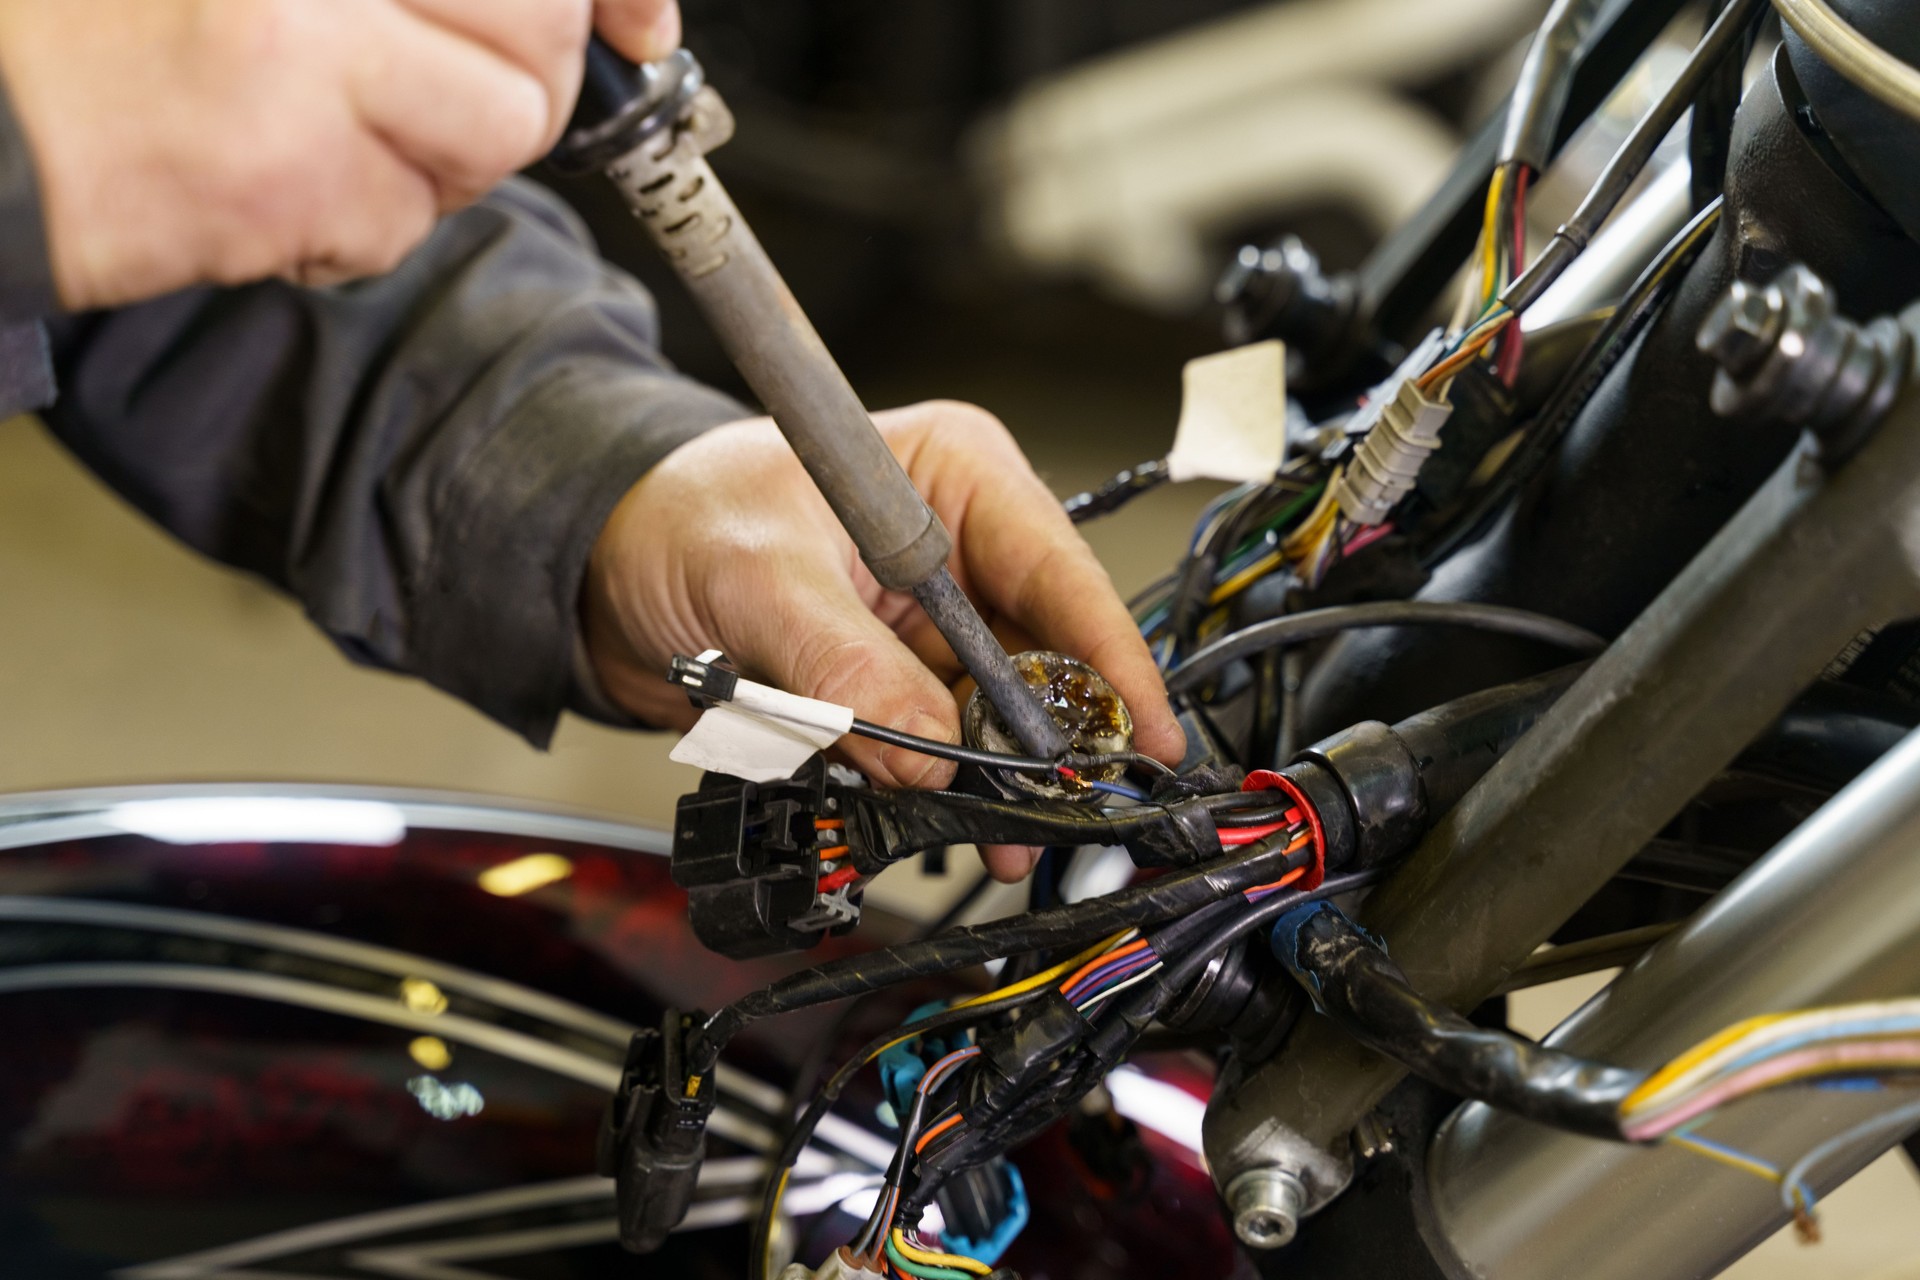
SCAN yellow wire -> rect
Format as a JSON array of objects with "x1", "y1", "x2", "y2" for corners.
[
  {"x1": 1480, "y1": 164, "x2": 1506, "y2": 304},
  {"x1": 763, "y1": 1167, "x2": 792, "y2": 1278},
  {"x1": 1211, "y1": 551, "x2": 1283, "y2": 605},
  {"x1": 1281, "y1": 486, "x2": 1339, "y2": 559},
  {"x1": 949, "y1": 929, "x2": 1135, "y2": 1011},
  {"x1": 1624, "y1": 1012, "x2": 1794, "y2": 1111},
  {"x1": 890, "y1": 1228, "x2": 993, "y2": 1275},
  {"x1": 1663, "y1": 1133, "x2": 1782, "y2": 1186}
]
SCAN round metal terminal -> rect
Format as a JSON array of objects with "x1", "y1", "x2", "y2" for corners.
[
  {"x1": 962, "y1": 651, "x2": 1133, "y2": 800},
  {"x1": 1226, "y1": 1168, "x2": 1306, "y2": 1250}
]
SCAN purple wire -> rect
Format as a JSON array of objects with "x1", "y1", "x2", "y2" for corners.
[{"x1": 1065, "y1": 949, "x2": 1159, "y2": 1004}]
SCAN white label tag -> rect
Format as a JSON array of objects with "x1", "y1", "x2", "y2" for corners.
[
  {"x1": 669, "y1": 681, "x2": 856, "y2": 783},
  {"x1": 1167, "y1": 340, "x2": 1288, "y2": 484}
]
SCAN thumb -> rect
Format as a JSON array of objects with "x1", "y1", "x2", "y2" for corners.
[
  {"x1": 728, "y1": 561, "x2": 963, "y2": 790},
  {"x1": 595, "y1": 1, "x2": 681, "y2": 64}
]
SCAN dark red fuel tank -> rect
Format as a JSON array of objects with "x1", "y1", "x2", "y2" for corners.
[{"x1": 0, "y1": 785, "x2": 1236, "y2": 1279}]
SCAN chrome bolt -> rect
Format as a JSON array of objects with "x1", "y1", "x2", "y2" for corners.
[
  {"x1": 1697, "y1": 277, "x2": 1785, "y2": 378},
  {"x1": 1226, "y1": 1168, "x2": 1307, "y2": 1249}
]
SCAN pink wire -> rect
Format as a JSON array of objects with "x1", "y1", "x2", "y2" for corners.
[{"x1": 1624, "y1": 1040, "x2": 1920, "y2": 1141}]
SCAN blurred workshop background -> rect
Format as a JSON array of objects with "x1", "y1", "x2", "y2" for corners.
[{"x1": 1, "y1": 3, "x2": 1916, "y2": 1274}]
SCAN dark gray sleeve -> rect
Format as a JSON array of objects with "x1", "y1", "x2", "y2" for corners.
[
  {"x1": 42, "y1": 179, "x2": 749, "y2": 747},
  {"x1": 0, "y1": 70, "x2": 59, "y2": 415}
]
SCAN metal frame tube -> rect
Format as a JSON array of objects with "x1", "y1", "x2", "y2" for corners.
[
  {"x1": 1205, "y1": 375, "x2": 1920, "y2": 1205},
  {"x1": 1426, "y1": 724, "x2": 1920, "y2": 1280}
]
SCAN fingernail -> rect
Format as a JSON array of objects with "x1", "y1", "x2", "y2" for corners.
[
  {"x1": 881, "y1": 711, "x2": 953, "y2": 787},
  {"x1": 637, "y1": 7, "x2": 682, "y2": 61}
]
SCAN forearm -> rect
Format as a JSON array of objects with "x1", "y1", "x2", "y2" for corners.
[{"x1": 43, "y1": 178, "x2": 746, "y2": 745}]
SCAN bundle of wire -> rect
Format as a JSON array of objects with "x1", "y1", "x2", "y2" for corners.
[
  {"x1": 1612, "y1": 998, "x2": 1920, "y2": 1239},
  {"x1": 752, "y1": 806, "x2": 1320, "y2": 1279},
  {"x1": 1622, "y1": 998, "x2": 1920, "y2": 1142},
  {"x1": 1130, "y1": 467, "x2": 1329, "y2": 668}
]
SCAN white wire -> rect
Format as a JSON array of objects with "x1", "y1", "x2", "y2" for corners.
[
  {"x1": 1779, "y1": 1097, "x2": 1920, "y2": 1217},
  {"x1": 1075, "y1": 962, "x2": 1165, "y2": 1012},
  {"x1": 1629, "y1": 1000, "x2": 1920, "y2": 1116}
]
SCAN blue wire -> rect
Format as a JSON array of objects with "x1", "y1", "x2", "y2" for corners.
[
  {"x1": 1711, "y1": 1013, "x2": 1920, "y2": 1080},
  {"x1": 1084, "y1": 779, "x2": 1149, "y2": 803}
]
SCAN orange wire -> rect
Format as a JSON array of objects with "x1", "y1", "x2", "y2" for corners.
[
  {"x1": 817, "y1": 844, "x2": 850, "y2": 860},
  {"x1": 1418, "y1": 315, "x2": 1513, "y2": 389},
  {"x1": 915, "y1": 1113, "x2": 965, "y2": 1154},
  {"x1": 1059, "y1": 938, "x2": 1149, "y2": 994},
  {"x1": 815, "y1": 818, "x2": 845, "y2": 830},
  {"x1": 1242, "y1": 864, "x2": 1308, "y2": 898}
]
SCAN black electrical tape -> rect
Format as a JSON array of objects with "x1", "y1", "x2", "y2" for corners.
[
  {"x1": 695, "y1": 830, "x2": 1311, "y2": 1067},
  {"x1": 845, "y1": 788, "x2": 1223, "y2": 873},
  {"x1": 1273, "y1": 901, "x2": 1643, "y2": 1139}
]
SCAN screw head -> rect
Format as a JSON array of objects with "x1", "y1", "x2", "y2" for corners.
[
  {"x1": 1698, "y1": 279, "x2": 1783, "y2": 378},
  {"x1": 1227, "y1": 1168, "x2": 1306, "y2": 1249}
]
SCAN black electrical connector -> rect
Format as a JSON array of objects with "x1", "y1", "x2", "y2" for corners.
[
  {"x1": 601, "y1": 1008, "x2": 719, "y2": 1253},
  {"x1": 672, "y1": 756, "x2": 865, "y2": 958}
]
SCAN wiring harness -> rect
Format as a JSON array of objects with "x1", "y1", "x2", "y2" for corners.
[{"x1": 1270, "y1": 901, "x2": 1920, "y2": 1241}]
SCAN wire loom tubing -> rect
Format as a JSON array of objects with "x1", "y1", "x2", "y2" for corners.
[{"x1": 1273, "y1": 901, "x2": 1643, "y2": 1138}]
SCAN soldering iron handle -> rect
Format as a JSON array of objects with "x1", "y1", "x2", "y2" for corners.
[{"x1": 561, "y1": 44, "x2": 1070, "y2": 759}]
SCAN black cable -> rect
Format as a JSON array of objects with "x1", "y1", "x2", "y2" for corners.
[
  {"x1": 1063, "y1": 458, "x2": 1170, "y2": 523},
  {"x1": 1163, "y1": 601, "x2": 1605, "y2": 695},
  {"x1": 1420, "y1": 198, "x2": 1722, "y2": 567},
  {"x1": 1504, "y1": 0, "x2": 1763, "y2": 311},
  {"x1": 1108, "y1": 868, "x2": 1388, "y2": 1040},
  {"x1": 848, "y1": 719, "x2": 1060, "y2": 773},
  {"x1": 696, "y1": 835, "x2": 1309, "y2": 1068},
  {"x1": 1688, "y1": 0, "x2": 1752, "y2": 206},
  {"x1": 848, "y1": 719, "x2": 1175, "y2": 780},
  {"x1": 1273, "y1": 902, "x2": 1643, "y2": 1137},
  {"x1": 901, "y1": 868, "x2": 1389, "y2": 1216},
  {"x1": 925, "y1": 871, "x2": 996, "y2": 935}
]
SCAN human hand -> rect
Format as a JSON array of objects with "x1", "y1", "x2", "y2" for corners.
[
  {"x1": 584, "y1": 401, "x2": 1187, "y2": 881},
  {"x1": 0, "y1": 0, "x2": 680, "y2": 309}
]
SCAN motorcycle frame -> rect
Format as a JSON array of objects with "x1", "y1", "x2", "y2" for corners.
[{"x1": 1203, "y1": 324, "x2": 1920, "y2": 1271}]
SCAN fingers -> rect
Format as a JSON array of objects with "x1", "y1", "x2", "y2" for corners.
[
  {"x1": 885, "y1": 402, "x2": 1188, "y2": 768},
  {"x1": 394, "y1": 0, "x2": 592, "y2": 152},
  {"x1": 715, "y1": 551, "x2": 966, "y2": 790},
  {"x1": 981, "y1": 844, "x2": 1043, "y2": 883},
  {"x1": 594, "y1": 0, "x2": 682, "y2": 63},
  {"x1": 353, "y1": 4, "x2": 561, "y2": 210}
]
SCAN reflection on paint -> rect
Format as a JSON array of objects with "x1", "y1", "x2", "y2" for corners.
[
  {"x1": 409, "y1": 1035, "x2": 453, "y2": 1071},
  {"x1": 406, "y1": 1075, "x2": 484, "y2": 1120},
  {"x1": 1106, "y1": 1065, "x2": 1207, "y2": 1160},
  {"x1": 477, "y1": 852, "x2": 574, "y2": 897},
  {"x1": 399, "y1": 977, "x2": 448, "y2": 1016},
  {"x1": 103, "y1": 797, "x2": 407, "y2": 846}
]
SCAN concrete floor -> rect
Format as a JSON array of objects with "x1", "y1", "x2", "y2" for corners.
[{"x1": 2, "y1": 298, "x2": 1916, "y2": 1274}]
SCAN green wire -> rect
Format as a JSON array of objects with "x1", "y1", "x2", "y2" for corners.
[
  {"x1": 885, "y1": 1236, "x2": 977, "y2": 1280},
  {"x1": 1219, "y1": 480, "x2": 1325, "y2": 568}
]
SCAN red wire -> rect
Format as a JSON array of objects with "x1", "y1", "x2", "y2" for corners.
[
  {"x1": 1240, "y1": 770, "x2": 1327, "y2": 890},
  {"x1": 1498, "y1": 165, "x2": 1531, "y2": 385},
  {"x1": 817, "y1": 865, "x2": 861, "y2": 893},
  {"x1": 1218, "y1": 821, "x2": 1290, "y2": 846}
]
